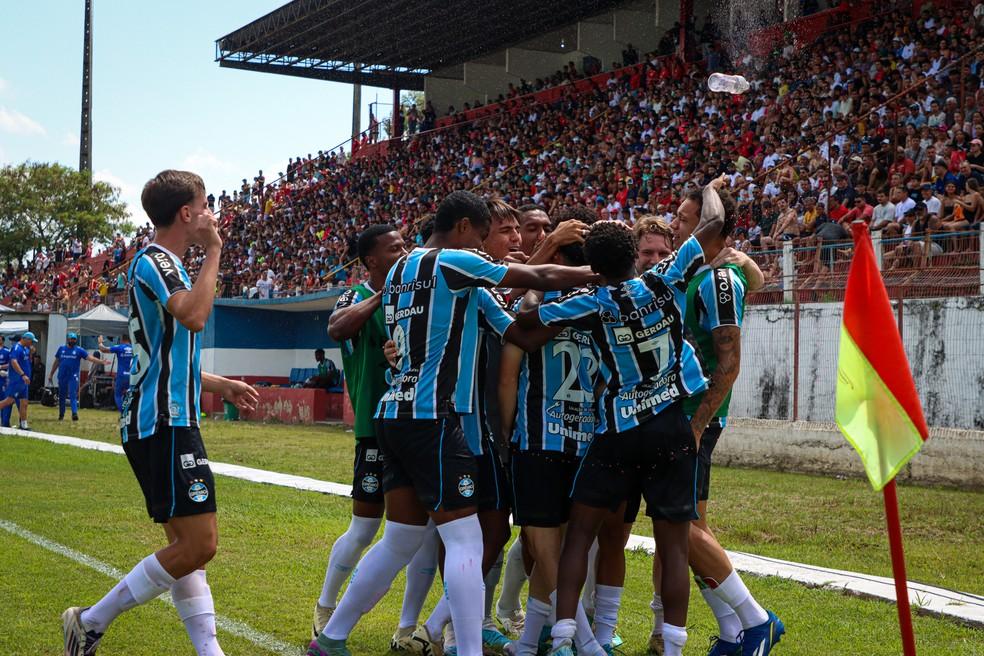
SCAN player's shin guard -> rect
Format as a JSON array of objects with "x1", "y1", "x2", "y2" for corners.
[
  {"x1": 399, "y1": 521, "x2": 439, "y2": 629},
  {"x1": 322, "y1": 521, "x2": 427, "y2": 641},
  {"x1": 318, "y1": 515, "x2": 381, "y2": 609},
  {"x1": 172, "y1": 569, "x2": 224, "y2": 656},
  {"x1": 81, "y1": 554, "x2": 175, "y2": 633},
  {"x1": 437, "y1": 515, "x2": 485, "y2": 656}
]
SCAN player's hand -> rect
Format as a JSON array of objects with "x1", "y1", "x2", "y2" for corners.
[
  {"x1": 383, "y1": 340, "x2": 399, "y2": 368},
  {"x1": 221, "y1": 379, "x2": 259, "y2": 413},
  {"x1": 690, "y1": 417, "x2": 704, "y2": 448},
  {"x1": 503, "y1": 250, "x2": 528, "y2": 264},
  {"x1": 22, "y1": 374, "x2": 30, "y2": 384},
  {"x1": 710, "y1": 174, "x2": 729, "y2": 190},
  {"x1": 195, "y1": 210, "x2": 223, "y2": 251},
  {"x1": 97, "y1": 335, "x2": 104, "y2": 345},
  {"x1": 545, "y1": 220, "x2": 588, "y2": 248},
  {"x1": 708, "y1": 246, "x2": 748, "y2": 269}
]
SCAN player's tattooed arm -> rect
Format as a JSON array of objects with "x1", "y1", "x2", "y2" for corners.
[
  {"x1": 689, "y1": 325, "x2": 741, "y2": 444},
  {"x1": 498, "y1": 343, "x2": 525, "y2": 441},
  {"x1": 708, "y1": 248, "x2": 764, "y2": 292},
  {"x1": 328, "y1": 291, "x2": 382, "y2": 341},
  {"x1": 693, "y1": 176, "x2": 728, "y2": 263}
]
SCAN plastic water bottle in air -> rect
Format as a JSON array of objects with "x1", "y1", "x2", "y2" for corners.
[{"x1": 707, "y1": 73, "x2": 750, "y2": 94}]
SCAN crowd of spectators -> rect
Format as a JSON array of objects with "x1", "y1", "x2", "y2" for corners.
[{"x1": 6, "y1": 2, "x2": 982, "y2": 311}]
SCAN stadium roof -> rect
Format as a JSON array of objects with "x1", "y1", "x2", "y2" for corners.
[{"x1": 216, "y1": 0, "x2": 627, "y2": 90}]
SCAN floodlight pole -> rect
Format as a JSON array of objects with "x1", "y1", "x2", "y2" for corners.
[
  {"x1": 80, "y1": 0, "x2": 93, "y2": 180},
  {"x1": 352, "y1": 64, "x2": 362, "y2": 143}
]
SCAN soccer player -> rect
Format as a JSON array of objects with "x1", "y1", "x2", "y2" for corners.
[
  {"x1": 62, "y1": 170, "x2": 258, "y2": 656},
  {"x1": 48, "y1": 332, "x2": 107, "y2": 420},
  {"x1": 499, "y1": 205, "x2": 608, "y2": 656},
  {"x1": 309, "y1": 190, "x2": 595, "y2": 656},
  {"x1": 0, "y1": 332, "x2": 37, "y2": 430},
  {"x1": 516, "y1": 178, "x2": 729, "y2": 656},
  {"x1": 97, "y1": 334, "x2": 134, "y2": 412},
  {"x1": 314, "y1": 224, "x2": 440, "y2": 648},
  {"x1": 0, "y1": 335, "x2": 11, "y2": 427},
  {"x1": 649, "y1": 189, "x2": 784, "y2": 656}
]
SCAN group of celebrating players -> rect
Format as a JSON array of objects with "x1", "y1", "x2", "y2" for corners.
[{"x1": 60, "y1": 169, "x2": 784, "y2": 656}]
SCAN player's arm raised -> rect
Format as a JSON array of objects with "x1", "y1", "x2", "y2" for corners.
[
  {"x1": 201, "y1": 371, "x2": 259, "y2": 412},
  {"x1": 167, "y1": 216, "x2": 222, "y2": 333},
  {"x1": 499, "y1": 262, "x2": 598, "y2": 293},
  {"x1": 328, "y1": 291, "x2": 381, "y2": 342},
  {"x1": 692, "y1": 176, "x2": 728, "y2": 262},
  {"x1": 689, "y1": 326, "x2": 741, "y2": 442},
  {"x1": 708, "y1": 247, "x2": 765, "y2": 292}
]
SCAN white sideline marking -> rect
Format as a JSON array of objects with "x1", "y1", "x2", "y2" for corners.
[
  {"x1": 5, "y1": 427, "x2": 984, "y2": 628},
  {"x1": 0, "y1": 518, "x2": 301, "y2": 655}
]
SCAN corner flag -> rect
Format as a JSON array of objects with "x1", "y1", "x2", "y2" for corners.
[{"x1": 835, "y1": 222, "x2": 929, "y2": 491}]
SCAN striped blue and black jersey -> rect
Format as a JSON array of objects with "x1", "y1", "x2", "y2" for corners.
[
  {"x1": 538, "y1": 235, "x2": 709, "y2": 434},
  {"x1": 376, "y1": 247, "x2": 509, "y2": 420},
  {"x1": 460, "y1": 288, "x2": 514, "y2": 456},
  {"x1": 512, "y1": 290, "x2": 598, "y2": 456},
  {"x1": 121, "y1": 245, "x2": 201, "y2": 442}
]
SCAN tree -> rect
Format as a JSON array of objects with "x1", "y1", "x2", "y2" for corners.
[
  {"x1": 401, "y1": 91, "x2": 424, "y2": 110},
  {"x1": 0, "y1": 162, "x2": 132, "y2": 264}
]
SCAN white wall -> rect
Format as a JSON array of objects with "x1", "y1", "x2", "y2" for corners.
[
  {"x1": 731, "y1": 297, "x2": 984, "y2": 430},
  {"x1": 201, "y1": 347, "x2": 343, "y2": 380}
]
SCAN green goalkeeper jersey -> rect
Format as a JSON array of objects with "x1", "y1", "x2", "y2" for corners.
[{"x1": 334, "y1": 283, "x2": 389, "y2": 439}]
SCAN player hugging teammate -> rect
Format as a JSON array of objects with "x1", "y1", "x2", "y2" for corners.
[{"x1": 308, "y1": 180, "x2": 784, "y2": 656}]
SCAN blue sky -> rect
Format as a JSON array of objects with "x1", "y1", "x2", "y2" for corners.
[{"x1": 0, "y1": 0, "x2": 390, "y2": 225}]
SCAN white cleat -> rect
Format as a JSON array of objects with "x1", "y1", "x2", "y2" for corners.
[
  {"x1": 495, "y1": 608, "x2": 526, "y2": 637},
  {"x1": 406, "y1": 625, "x2": 443, "y2": 656},
  {"x1": 62, "y1": 607, "x2": 102, "y2": 656},
  {"x1": 391, "y1": 625, "x2": 418, "y2": 651},
  {"x1": 312, "y1": 603, "x2": 335, "y2": 641}
]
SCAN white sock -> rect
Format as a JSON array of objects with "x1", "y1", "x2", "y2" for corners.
[
  {"x1": 714, "y1": 571, "x2": 769, "y2": 629},
  {"x1": 701, "y1": 586, "x2": 741, "y2": 643},
  {"x1": 581, "y1": 539, "x2": 599, "y2": 615},
  {"x1": 171, "y1": 570, "x2": 224, "y2": 656},
  {"x1": 484, "y1": 549, "x2": 504, "y2": 621},
  {"x1": 437, "y1": 515, "x2": 485, "y2": 656},
  {"x1": 81, "y1": 554, "x2": 175, "y2": 633},
  {"x1": 550, "y1": 618, "x2": 576, "y2": 650},
  {"x1": 496, "y1": 536, "x2": 527, "y2": 616},
  {"x1": 399, "y1": 521, "x2": 438, "y2": 629},
  {"x1": 593, "y1": 584, "x2": 622, "y2": 646},
  {"x1": 515, "y1": 596, "x2": 550, "y2": 655},
  {"x1": 318, "y1": 515, "x2": 381, "y2": 608},
  {"x1": 650, "y1": 593, "x2": 664, "y2": 636},
  {"x1": 424, "y1": 594, "x2": 451, "y2": 639},
  {"x1": 322, "y1": 521, "x2": 427, "y2": 640},
  {"x1": 549, "y1": 591, "x2": 604, "y2": 656},
  {"x1": 662, "y1": 622, "x2": 687, "y2": 656}
]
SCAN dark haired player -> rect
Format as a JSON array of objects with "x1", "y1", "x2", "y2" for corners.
[
  {"x1": 310, "y1": 190, "x2": 595, "y2": 656},
  {"x1": 313, "y1": 224, "x2": 440, "y2": 649},
  {"x1": 63, "y1": 170, "x2": 258, "y2": 656},
  {"x1": 516, "y1": 179, "x2": 729, "y2": 656},
  {"x1": 499, "y1": 205, "x2": 609, "y2": 656}
]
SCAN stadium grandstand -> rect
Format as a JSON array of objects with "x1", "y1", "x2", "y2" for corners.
[{"x1": 4, "y1": 0, "x2": 983, "y2": 313}]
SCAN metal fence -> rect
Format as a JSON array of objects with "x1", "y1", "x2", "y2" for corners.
[{"x1": 734, "y1": 227, "x2": 984, "y2": 430}]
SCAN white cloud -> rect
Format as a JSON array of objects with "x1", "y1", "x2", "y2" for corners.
[
  {"x1": 63, "y1": 131, "x2": 80, "y2": 147},
  {"x1": 180, "y1": 148, "x2": 236, "y2": 176},
  {"x1": 0, "y1": 106, "x2": 45, "y2": 136}
]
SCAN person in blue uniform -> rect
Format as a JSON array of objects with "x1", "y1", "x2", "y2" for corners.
[
  {"x1": 98, "y1": 334, "x2": 134, "y2": 412},
  {"x1": 0, "y1": 332, "x2": 37, "y2": 429},
  {"x1": 48, "y1": 332, "x2": 107, "y2": 420},
  {"x1": 0, "y1": 335, "x2": 11, "y2": 427}
]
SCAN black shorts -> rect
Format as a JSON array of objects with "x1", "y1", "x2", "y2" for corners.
[
  {"x1": 572, "y1": 403, "x2": 698, "y2": 523},
  {"x1": 510, "y1": 447, "x2": 579, "y2": 527},
  {"x1": 352, "y1": 437, "x2": 385, "y2": 504},
  {"x1": 475, "y1": 438, "x2": 511, "y2": 512},
  {"x1": 123, "y1": 425, "x2": 216, "y2": 523},
  {"x1": 697, "y1": 424, "x2": 724, "y2": 502},
  {"x1": 376, "y1": 417, "x2": 478, "y2": 512}
]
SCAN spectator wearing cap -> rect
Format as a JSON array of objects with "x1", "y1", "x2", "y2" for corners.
[
  {"x1": 967, "y1": 139, "x2": 984, "y2": 179},
  {"x1": 920, "y1": 184, "x2": 943, "y2": 218}
]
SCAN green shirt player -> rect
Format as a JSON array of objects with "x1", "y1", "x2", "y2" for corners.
[
  {"x1": 313, "y1": 224, "x2": 440, "y2": 649},
  {"x1": 648, "y1": 186, "x2": 783, "y2": 656}
]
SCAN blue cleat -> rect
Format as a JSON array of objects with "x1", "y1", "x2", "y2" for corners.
[
  {"x1": 547, "y1": 639, "x2": 574, "y2": 656},
  {"x1": 738, "y1": 611, "x2": 785, "y2": 656},
  {"x1": 307, "y1": 636, "x2": 352, "y2": 656},
  {"x1": 706, "y1": 635, "x2": 741, "y2": 655},
  {"x1": 483, "y1": 627, "x2": 512, "y2": 654}
]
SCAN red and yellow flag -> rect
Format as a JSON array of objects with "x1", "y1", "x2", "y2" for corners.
[{"x1": 835, "y1": 223, "x2": 929, "y2": 490}]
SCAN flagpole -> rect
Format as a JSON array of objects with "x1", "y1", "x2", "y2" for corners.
[{"x1": 882, "y1": 479, "x2": 917, "y2": 656}]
